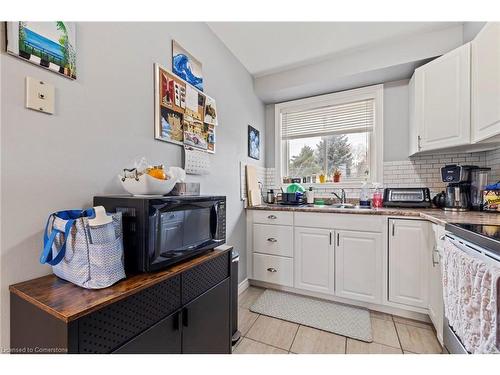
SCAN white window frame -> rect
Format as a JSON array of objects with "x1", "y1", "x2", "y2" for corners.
[{"x1": 274, "y1": 84, "x2": 384, "y2": 188}]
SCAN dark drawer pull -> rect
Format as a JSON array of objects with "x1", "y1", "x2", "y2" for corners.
[
  {"x1": 267, "y1": 215, "x2": 277, "y2": 219},
  {"x1": 267, "y1": 267, "x2": 277, "y2": 273},
  {"x1": 267, "y1": 237, "x2": 277, "y2": 242}
]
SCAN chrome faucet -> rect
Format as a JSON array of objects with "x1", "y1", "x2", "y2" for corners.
[{"x1": 331, "y1": 189, "x2": 346, "y2": 204}]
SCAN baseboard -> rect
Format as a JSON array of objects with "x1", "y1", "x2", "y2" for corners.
[{"x1": 238, "y1": 278, "x2": 250, "y2": 295}]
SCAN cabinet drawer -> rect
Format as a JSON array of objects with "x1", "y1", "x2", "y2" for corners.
[
  {"x1": 253, "y1": 224, "x2": 293, "y2": 257},
  {"x1": 252, "y1": 210, "x2": 293, "y2": 225},
  {"x1": 182, "y1": 251, "x2": 230, "y2": 305},
  {"x1": 78, "y1": 275, "x2": 181, "y2": 353},
  {"x1": 253, "y1": 253, "x2": 293, "y2": 287}
]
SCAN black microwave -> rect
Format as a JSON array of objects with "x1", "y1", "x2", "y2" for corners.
[{"x1": 93, "y1": 195, "x2": 226, "y2": 273}]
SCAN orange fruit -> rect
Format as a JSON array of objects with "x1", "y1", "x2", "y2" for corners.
[{"x1": 147, "y1": 168, "x2": 166, "y2": 180}]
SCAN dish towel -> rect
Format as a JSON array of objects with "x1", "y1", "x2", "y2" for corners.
[{"x1": 442, "y1": 238, "x2": 500, "y2": 354}]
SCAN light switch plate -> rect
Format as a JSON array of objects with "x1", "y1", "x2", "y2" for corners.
[{"x1": 25, "y1": 76, "x2": 55, "y2": 115}]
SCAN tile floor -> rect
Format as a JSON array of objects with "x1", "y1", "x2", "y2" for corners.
[{"x1": 233, "y1": 286, "x2": 444, "y2": 354}]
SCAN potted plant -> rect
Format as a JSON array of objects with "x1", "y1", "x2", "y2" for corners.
[{"x1": 333, "y1": 169, "x2": 342, "y2": 183}]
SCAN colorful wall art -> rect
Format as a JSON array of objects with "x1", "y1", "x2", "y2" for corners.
[
  {"x1": 6, "y1": 22, "x2": 77, "y2": 79},
  {"x1": 248, "y1": 125, "x2": 260, "y2": 160},
  {"x1": 204, "y1": 95, "x2": 218, "y2": 126},
  {"x1": 172, "y1": 41, "x2": 203, "y2": 91},
  {"x1": 154, "y1": 63, "x2": 217, "y2": 153}
]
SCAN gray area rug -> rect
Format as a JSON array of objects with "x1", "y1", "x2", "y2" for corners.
[{"x1": 250, "y1": 289, "x2": 373, "y2": 342}]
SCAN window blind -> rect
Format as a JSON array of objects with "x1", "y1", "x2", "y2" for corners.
[{"x1": 281, "y1": 99, "x2": 374, "y2": 140}]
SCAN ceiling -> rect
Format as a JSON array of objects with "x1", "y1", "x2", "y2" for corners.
[{"x1": 207, "y1": 22, "x2": 462, "y2": 77}]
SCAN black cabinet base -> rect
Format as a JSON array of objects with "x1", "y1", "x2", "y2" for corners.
[{"x1": 232, "y1": 331, "x2": 241, "y2": 346}]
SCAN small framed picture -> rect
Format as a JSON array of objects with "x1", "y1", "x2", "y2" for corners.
[
  {"x1": 6, "y1": 22, "x2": 77, "y2": 79},
  {"x1": 248, "y1": 125, "x2": 260, "y2": 160}
]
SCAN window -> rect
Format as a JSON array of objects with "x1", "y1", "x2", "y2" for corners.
[{"x1": 275, "y1": 85, "x2": 383, "y2": 186}]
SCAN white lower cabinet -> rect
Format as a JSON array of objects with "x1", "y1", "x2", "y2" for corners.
[
  {"x1": 335, "y1": 230, "x2": 383, "y2": 304},
  {"x1": 294, "y1": 227, "x2": 334, "y2": 294},
  {"x1": 389, "y1": 219, "x2": 430, "y2": 309},
  {"x1": 429, "y1": 224, "x2": 445, "y2": 345},
  {"x1": 253, "y1": 224, "x2": 293, "y2": 257},
  {"x1": 253, "y1": 253, "x2": 293, "y2": 287}
]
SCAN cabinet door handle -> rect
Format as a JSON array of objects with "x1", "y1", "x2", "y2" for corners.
[
  {"x1": 174, "y1": 310, "x2": 181, "y2": 330},
  {"x1": 329, "y1": 231, "x2": 332, "y2": 245},
  {"x1": 267, "y1": 215, "x2": 277, "y2": 219},
  {"x1": 417, "y1": 135, "x2": 422, "y2": 151},
  {"x1": 267, "y1": 237, "x2": 277, "y2": 242},
  {"x1": 392, "y1": 221, "x2": 395, "y2": 236},
  {"x1": 337, "y1": 233, "x2": 340, "y2": 247},
  {"x1": 432, "y1": 248, "x2": 440, "y2": 266},
  {"x1": 182, "y1": 308, "x2": 189, "y2": 327},
  {"x1": 267, "y1": 267, "x2": 277, "y2": 273}
]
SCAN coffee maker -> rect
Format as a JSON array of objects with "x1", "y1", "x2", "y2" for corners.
[{"x1": 440, "y1": 164, "x2": 477, "y2": 211}]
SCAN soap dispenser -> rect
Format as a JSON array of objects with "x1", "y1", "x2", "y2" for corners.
[
  {"x1": 359, "y1": 180, "x2": 371, "y2": 208},
  {"x1": 306, "y1": 187, "x2": 315, "y2": 204}
]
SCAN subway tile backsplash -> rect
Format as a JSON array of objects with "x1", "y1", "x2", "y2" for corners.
[
  {"x1": 383, "y1": 152, "x2": 487, "y2": 195},
  {"x1": 262, "y1": 148, "x2": 500, "y2": 200}
]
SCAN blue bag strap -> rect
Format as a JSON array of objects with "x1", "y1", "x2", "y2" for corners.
[
  {"x1": 40, "y1": 218, "x2": 75, "y2": 266},
  {"x1": 40, "y1": 228, "x2": 59, "y2": 264},
  {"x1": 40, "y1": 208, "x2": 94, "y2": 265}
]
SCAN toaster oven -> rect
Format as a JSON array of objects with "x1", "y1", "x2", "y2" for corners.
[{"x1": 383, "y1": 188, "x2": 432, "y2": 208}]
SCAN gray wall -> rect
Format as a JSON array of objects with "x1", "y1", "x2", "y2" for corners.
[
  {"x1": 255, "y1": 25, "x2": 464, "y2": 103},
  {"x1": 265, "y1": 104, "x2": 276, "y2": 167},
  {"x1": 463, "y1": 22, "x2": 486, "y2": 43},
  {"x1": 383, "y1": 80, "x2": 410, "y2": 161},
  {"x1": 0, "y1": 22, "x2": 265, "y2": 348}
]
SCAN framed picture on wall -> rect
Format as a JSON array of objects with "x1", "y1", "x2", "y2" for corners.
[
  {"x1": 6, "y1": 22, "x2": 77, "y2": 79},
  {"x1": 155, "y1": 64, "x2": 185, "y2": 145},
  {"x1": 172, "y1": 40, "x2": 203, "y2": 91},
  {"x1": 248, "y1": 125, "x2": 260, "y2": 160},
  {"x1": 154, "y1": 62, "x2": 216, "y2": 152}
]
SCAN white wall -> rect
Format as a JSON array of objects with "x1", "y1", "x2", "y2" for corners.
[{"x1": 0, "y1": 22, "x2": 265, "y2": 349}]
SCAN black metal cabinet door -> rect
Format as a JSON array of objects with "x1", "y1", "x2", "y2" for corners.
[
  {"x1": 182, "y1": 278, "x2": 231, "y2": 354},
  {"x1": 113, "y1": 310, "x2": 182, "y2": 354}
]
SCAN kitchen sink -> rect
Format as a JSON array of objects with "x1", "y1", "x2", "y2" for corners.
[{"x1": 329, "y1": 203, "x2": 357, "y2": 209}]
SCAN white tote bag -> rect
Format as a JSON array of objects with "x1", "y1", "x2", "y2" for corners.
[{"x1": 40, "y1": 206, "x2": 126, "y2": 289}]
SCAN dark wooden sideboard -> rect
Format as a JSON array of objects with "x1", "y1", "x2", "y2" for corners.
[{"x1": 9, "y1": 245, "x2": 233, "y2": 354}]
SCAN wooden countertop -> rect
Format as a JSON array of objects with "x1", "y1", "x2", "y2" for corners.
[
  {"x1": 247, "y1": 204, "x2": 500, "y2": 226},
  {"x1": 9, "y1": 245, "x2": 232, "y2": 323}
]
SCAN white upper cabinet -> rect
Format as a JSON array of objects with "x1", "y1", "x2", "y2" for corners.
[
  {"x1": 408, "y1": 75, "x2": 418, "y2": 156},
  {"x1": 335, "y1": 230, "x2": 383, "y2": 304},
  {"x1": 471, "y1": 22, "x2": 500, "y2": 143},
  {"x1": 413, "y1": 43, "x2": 471, "y2": 153},
  {"x1": 294, "y1": 227, "x2": 335, "y2": 294}
]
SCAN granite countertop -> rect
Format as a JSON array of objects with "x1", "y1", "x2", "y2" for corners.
[{"x1": 247, "y1": 204, "x2": 500, "y2": 226}]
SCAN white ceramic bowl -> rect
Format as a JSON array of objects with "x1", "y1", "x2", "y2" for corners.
[{"x1": 119, "y1": 173, "x2": 177, "y2": 196}]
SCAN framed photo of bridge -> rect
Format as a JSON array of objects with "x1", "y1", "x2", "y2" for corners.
[{"x1": 6, "y1": 22, "x2": 77, "y2": 80}]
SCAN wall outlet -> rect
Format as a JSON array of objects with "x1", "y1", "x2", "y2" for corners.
[{"x1": 25, "y1": 77, "x2": 55, "y2": 115}]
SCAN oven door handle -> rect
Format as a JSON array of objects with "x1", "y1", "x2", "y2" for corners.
[{"x1": 446, "y1": 234, "x2": 500, "y2": 263}]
